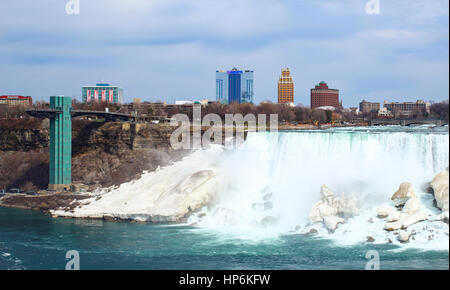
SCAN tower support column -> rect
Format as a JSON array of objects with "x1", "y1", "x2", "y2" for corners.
[{"x1": 48, "y1": 96, "x2": 72, "y2": 191}]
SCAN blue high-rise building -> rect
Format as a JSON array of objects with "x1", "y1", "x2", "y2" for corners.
[
  {"x1": 216, "y1": 68, "x2": 254, "y2": 104},
  {"x1": 228, "y1": 69, "x2": 242, "y2": 104},
  {"x1": 216, "y1": 71, "x2": 228, "y2": 104},
  {"x1": 241, "y1": 71, "x2": 254, "y2": 104}
]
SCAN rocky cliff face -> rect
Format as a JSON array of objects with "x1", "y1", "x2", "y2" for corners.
[
  {"x1": 72, "y1": 122, "x2": 176, "y2": 154},
  {"x1": 0, "y1": 120, "x2": 184, "y2": 190},
  {"x1": 0, "y1": 120, "x2": 177, "y2": 154},
  {"x1": 0, "y1": 127, "x2": 49, "y2": 151}
]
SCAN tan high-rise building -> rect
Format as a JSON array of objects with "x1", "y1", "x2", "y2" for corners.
[{"x1": 278, "y1": 68, "x2": 294, "y2": 104}]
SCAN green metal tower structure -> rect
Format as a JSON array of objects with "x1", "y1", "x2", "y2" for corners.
[
  {"x1": 48, "y1": 96, "x2": 72, "y2": 191},
  {"x1": 26, "y1": 97, "x2": 134, "y2": 191}
]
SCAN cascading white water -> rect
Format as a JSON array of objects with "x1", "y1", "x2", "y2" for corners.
[
  {"x1": 55, "y1": 126, "x2": 449, "y2": 248},
  {"x1": 190, "y1": 127, "x2": 449, "y2": 243}
]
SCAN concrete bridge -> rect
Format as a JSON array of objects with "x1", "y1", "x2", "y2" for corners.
[{"x1": 368, "y1": 118, "x2": 447, "y2": 127}]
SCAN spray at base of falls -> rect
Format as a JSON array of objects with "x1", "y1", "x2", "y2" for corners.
[{"x1": 53, "y1": 127, "x2": 449, "y2": 250}]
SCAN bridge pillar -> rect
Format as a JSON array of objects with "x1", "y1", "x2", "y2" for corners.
[{"x1": 48, "y1": 96, "x2": 72, "y2": 191}]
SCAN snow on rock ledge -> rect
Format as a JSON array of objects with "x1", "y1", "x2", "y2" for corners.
[
  {"x1": 391, "y1": 182, "x2": 417, "y2": 208},
  {"x1": 51, "y1": 147, "x2": 223, "y2": 222},
  {"x1": 380, "y1": 182, "x2": 430, "y2": 238},
  {"x1": 309, "y1": 185, "x2": 359, "y2": 232},
  {"x1": 431, "y1": 168, "x2": 449, "y2": 214}
]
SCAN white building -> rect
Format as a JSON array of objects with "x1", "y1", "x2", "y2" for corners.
[
  {"x1": 315, "y1": 106, "x2": 336, "y2": 111},
  {"x1": 378, "y1": 107, "x2": 393, "y2": 117}
]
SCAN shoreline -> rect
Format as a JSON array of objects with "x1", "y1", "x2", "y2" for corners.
[
  {"x1": 0, "y1": 193, "x2": 195, "y2": 225},
  {"x1": 0, "y1": 193, "x2": 91, "y2": 214}
]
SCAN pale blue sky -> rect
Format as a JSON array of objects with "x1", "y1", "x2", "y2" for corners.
[{"x1": 0, "y1": 0, "x2": 448, "y2": 106}]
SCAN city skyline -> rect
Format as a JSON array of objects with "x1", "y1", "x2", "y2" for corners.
[{"x1": 0, "y1": 0, "x2": 448, "y2": 107}]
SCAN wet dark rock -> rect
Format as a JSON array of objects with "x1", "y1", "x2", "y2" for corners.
[
  {"x1": 422, "y1": 182, "x2": 434, "y2": 194},
  {"x1": 103, "y1": 215, "x2": 117, "y2": 222},
  {"x1": 0, "y1": 193, "x2": 90, "y2": 213}
]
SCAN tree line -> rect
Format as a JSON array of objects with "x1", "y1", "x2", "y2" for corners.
[{"x1": 1, "y1": 99, "x2": 449, "y2": 126}]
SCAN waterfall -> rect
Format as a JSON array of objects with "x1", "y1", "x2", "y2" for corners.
[
  {"x1": 192, "y1": 128, "x2": 449, "y2": 239},
  {"x1": 55, "y1": 126, "x2": 448, "y2": 247}
]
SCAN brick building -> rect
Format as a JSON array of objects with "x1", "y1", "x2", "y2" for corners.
[
  {"x1": 310, "y1": 82, "x2": 339, "y2": 109},
  {"x1": 359, "y1": 100, "x2": 380, "y2": 114}
]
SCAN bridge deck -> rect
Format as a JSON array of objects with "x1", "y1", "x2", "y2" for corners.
[
  {"x1": 71, "y1": 110, "x2": 134, "y2": 121},
  {"x1": 369, "y1": 118, "x2": 446, "y2": 126},
  {"x1": 26, "y1": 109, "x2": 135, "y2": 121},
  {"x1": 26, "y1": 109, "x2": 62, "y2": 119}
]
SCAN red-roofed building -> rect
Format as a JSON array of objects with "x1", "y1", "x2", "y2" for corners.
[{"x1": 0, "y1": 95, "x2": 33, "y2": 108}]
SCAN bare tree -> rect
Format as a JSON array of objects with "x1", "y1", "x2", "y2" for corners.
[
  {"x1": 430, "y1": 101, "x2": 449, "y2": 122},
  {"x1": 276, "y1": 104, "x2": 295, "y2": 123},
  {"x1": 312, "y1": 109, "x2": 327, "y2": 123},
  {"x1": 294, "y1": 106, "x2": 311, "y2": 123}
]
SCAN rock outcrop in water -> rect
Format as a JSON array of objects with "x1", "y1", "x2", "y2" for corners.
[
  {"x1": 380, "y1": 182, "x2": 430, "y2": 234},
  {"x1": 398, "y1": 230, "x2": 412, "y2": 243},
  {"x1": 309, "y1": 185, "x2": 359, "y2": 232},
  {"x1": 391, "y1": 182, "x2": 417, "y2": 207},
  {"x1": 376, "y1": 206, "x2": 394, "y2": 218},
  {"x1": 430, "y1": 168, "x2": 449, "y2": 223},
  {"x1": 360, "y1": 174, "x2": 449, "y2": 246}
]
